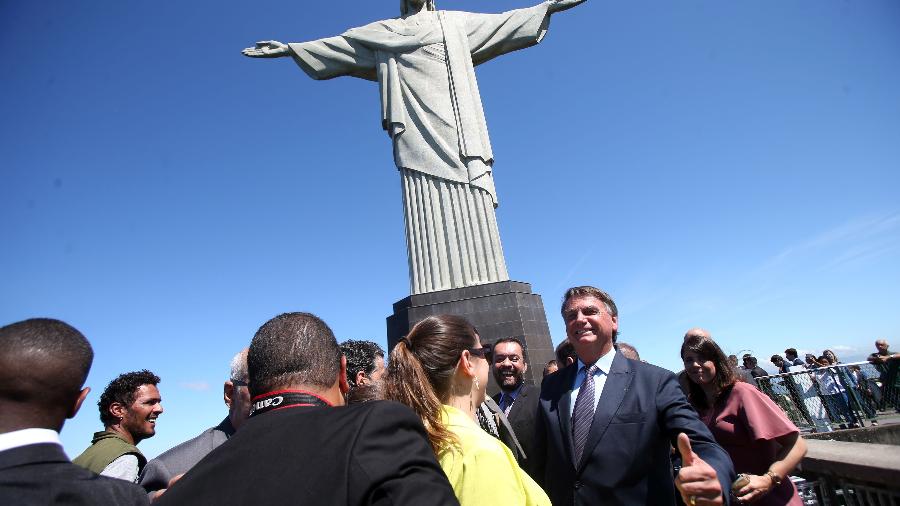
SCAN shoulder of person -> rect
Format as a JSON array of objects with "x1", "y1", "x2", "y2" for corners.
[
  {"x1": 151, "y1": 426, "x2": 218, "y2": 461},
  {"x1": 730, "y1": 381, "x2": 757, "y2": 394},
  {"x1": 101, "y1": 476, "x2": 147, "y2": 503},
  {"x1": 539, "y1": 362, "x2": 575, "y2": 394},
  {"x1": 453, "y1": 423, "x2": 513, "y2": 463},
  {"x1": 352, "y1": 399, "x2": 422, "y2": 424},
  {"x1": 519, "y1": 384, "x2": 540, "y2": 396},
  {"x1": 626, "y1": 358, "x2": 674, "y2": 380}
]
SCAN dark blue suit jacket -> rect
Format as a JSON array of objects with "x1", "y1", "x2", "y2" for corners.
[{"x1": 533, "y1": 352, "x2": 735, "y2": 505}]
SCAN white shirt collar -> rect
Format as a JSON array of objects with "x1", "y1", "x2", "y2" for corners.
[
  {"x1": 577, "y1": 345, "x2": 617, "y2": 376},
  {"x1": 0, "y1": 428, "x2": 62, "y2": 453}
]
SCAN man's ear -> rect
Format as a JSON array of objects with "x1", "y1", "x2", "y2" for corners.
[
  {"x1": 109, "y1": 401, "x2": 127, "y2": 422},
  {"x1": 339, "y1": 355, "x2": 350, "y2": 395},
  {"x1": 355, "y1": 370, "x2": 369, "y2": 387},
  {"x1": 68, "y1": 387, "x2": 90, "y2": 419},
  {"x1": 224, "y1": 381, "x2": 234, "y2": 408}
]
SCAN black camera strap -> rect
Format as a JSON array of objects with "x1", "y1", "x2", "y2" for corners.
[{"x1": 249, "y1": 390, "x2": 331, "y2": 418}]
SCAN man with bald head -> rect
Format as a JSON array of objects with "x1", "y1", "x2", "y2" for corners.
[
  {"x1": 684, "y1": 327, "x2": 711, "y2": 340},
  {"x1": 0, "y1": 318, "x2": 146, "y2": 504},
  {"x1": 615, "y1": 342, "x2": 640, "y2": 361},
  {"x1": 869, "y1": 339, "x2": 900, "y2": 412},
  {"x1": 869, "y1": 339, "x2": 900, "y2": 364},
  {"x1": 140, "y1": 349, "x2": 251, "y2": 500}
]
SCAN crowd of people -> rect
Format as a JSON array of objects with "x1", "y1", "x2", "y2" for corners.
[{"x1": 2, "y1": 285, "x2": 897, "y2": 505}]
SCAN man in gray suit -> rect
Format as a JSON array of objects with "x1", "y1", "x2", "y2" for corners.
[{"x1": 139, "y1": 349, "x2": 250, "y2": 500}]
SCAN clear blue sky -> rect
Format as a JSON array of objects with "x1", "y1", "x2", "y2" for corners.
[{"x1": 2, "y1": 0, "x2": 899, "y2": 460}]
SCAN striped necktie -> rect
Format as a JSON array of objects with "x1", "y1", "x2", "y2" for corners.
[{"x1": 572, "y1": 364, "x2": 598, "y2": 465}]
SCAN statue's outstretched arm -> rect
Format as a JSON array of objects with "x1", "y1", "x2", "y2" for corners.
[
  {"x1": 241, "y1": 40, "x2": 292, "y2": 58},
  {"x1": 547, "y1": 0, "x2": 587, "y2": 14}
]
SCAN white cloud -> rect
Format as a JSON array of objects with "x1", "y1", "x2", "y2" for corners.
[
  {"x1": 179, "y1": 381, "x2": 210, "y2": 392},
  {"x1": 761, "y1": 211, "x2": 900, "y2": 272}
]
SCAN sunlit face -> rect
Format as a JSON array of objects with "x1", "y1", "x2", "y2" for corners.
[
  {"x1": 876, "y1": 341, "x2": 889, "y2": 354},
  {"x1": 682, "y1": 351, "x2": 717, "y2": 386},
  {"x1": 492, "y1": 341, "x2": 527, "y2": 392},
  {"x1": 823, "y1": 350, "x2": 836, "y2": 363},
  {"x1": 121, "y1": 384, "x2": 163, "y2": 443},
  {"x1": 563, "y1": 296, "x2": 617, "y2": 362}
]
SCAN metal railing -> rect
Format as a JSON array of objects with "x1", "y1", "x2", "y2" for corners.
[
  {"x1": 754, "y1": 360, "x2": 899, "y2": 433},
  {"x1": 792, "y1": 476, "x2": 900, "y2": 505}
]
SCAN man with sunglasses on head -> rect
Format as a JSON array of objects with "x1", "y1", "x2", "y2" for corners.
[{"x1": 139, "y1": 349, "x2": 251, "y2": 501}]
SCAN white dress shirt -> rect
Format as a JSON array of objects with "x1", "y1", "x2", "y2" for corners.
[
  {"x1": 0, "y1": 428, "x2": 62, "y2": 453},
  {"x1": 569, "y1": 346, "x2": 617, "y2": 419}
]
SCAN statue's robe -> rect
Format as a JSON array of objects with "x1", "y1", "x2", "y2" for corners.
[{"x1": 288, "y1": 4, "x2": 551, "y2": 293}]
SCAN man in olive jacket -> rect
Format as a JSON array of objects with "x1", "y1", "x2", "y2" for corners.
[{"x1": 73, "y1": 370, "x2": 163, "y2": 482}]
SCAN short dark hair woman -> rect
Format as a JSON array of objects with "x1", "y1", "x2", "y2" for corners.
[
  {"x1": 382, "y1": 315, "x2": 549, "y2": 505},
  {"x1": 682, "y1": 335, "x2": 807, "y2": 505}
]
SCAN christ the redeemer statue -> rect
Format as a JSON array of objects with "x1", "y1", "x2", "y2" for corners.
[{"x1": 243, "y1": 0, "x2": 586, "y2": 295}]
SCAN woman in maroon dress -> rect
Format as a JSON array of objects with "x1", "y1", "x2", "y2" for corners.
[{"x1": 681, "y1": 335, "x2": 808, "y2": 505}]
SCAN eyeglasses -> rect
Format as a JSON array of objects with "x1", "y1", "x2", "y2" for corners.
[{"x1": 468, "y1": 343, "x2": 493, "y2": 362}]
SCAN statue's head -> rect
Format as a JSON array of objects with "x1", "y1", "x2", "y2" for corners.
[{"x1": 401, "y1": 0, "x2": 436, "y2": 15}]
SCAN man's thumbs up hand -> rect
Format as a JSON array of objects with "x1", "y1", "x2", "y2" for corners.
[{"x1": 675, "y1": 433, "x2": 723, "y2": 506}]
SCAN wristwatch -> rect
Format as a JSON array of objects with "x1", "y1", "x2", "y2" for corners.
[{"x1": 765, "y1": 470, "x2": 783, "y2": 487}]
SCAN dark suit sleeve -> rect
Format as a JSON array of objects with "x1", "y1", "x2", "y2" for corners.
[
  {"x1": 656, "y1": 371, "x2": 736, "y2": 503},
  {"x1": 139, "y1": 458, "x2": 172, "y2": 496},
  {"x1": 531, "y1": 397, "x2": 548, "y2": 487},
  {"x1": 350, "y1": 402, "x2": 460, "y2": 506}
]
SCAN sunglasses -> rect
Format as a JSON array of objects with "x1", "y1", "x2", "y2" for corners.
[{"x1": 467, "y1": 342, "x2": 493, "y2": 362}]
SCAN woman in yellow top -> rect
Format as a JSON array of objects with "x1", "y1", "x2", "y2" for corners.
[{"x1": 382, "y1": 315, "x2": 550, "y2": 506}]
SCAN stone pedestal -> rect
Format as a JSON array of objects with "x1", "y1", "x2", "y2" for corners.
[{"x1": 387, "y1": 280, "x2": 555, "y2": 394}]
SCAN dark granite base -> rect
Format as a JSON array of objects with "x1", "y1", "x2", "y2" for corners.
[{"x1": 387, "y1": 280, "x2": 555, "y2": 394}]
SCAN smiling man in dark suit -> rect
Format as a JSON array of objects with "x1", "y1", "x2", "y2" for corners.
[
  {"x1": 491, "y1": 337, "x2": 541, "y2": 477},
  {"x1": 157, "y1": 312, "x2": 458, "y2": 506},
  {"x1": 0, "y1": 318, "x2": 147, "y2": 505},
  {"x1": 533, "y1": 286, "x2": 734, "y2": 506}
]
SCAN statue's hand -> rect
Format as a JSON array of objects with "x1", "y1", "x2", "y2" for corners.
[
  {"x1": 241, "y1": 40, "x2": 291, "y2": 58},
  {"x1": 548, "y1": 0, "x2": 587, "y2": 13}
]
